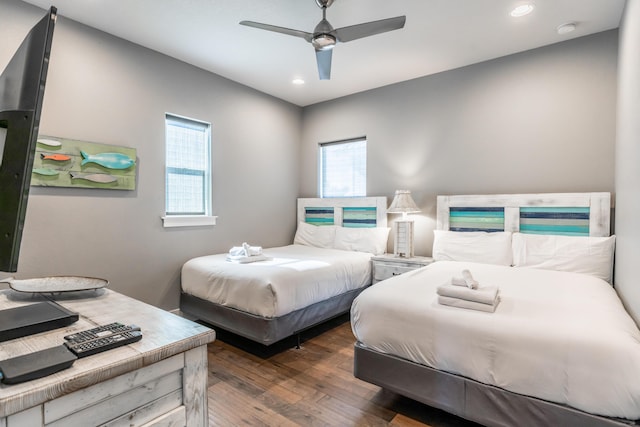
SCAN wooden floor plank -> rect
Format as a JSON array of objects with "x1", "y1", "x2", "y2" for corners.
[
  {"x1": 209, "y1": 381, "x2": 302, "y2": 426},
  {"x1": 206, "y1": 317, "x2": 481, "y2": 427}
]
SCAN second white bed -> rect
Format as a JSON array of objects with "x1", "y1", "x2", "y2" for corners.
[
  {"x1": 351, "y1": 260, "x2": 640, "y2": 419},
  {"x1": 182, "y1": 244, "x2": 372, "y2": 318}
]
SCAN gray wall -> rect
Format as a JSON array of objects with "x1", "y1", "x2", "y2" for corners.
[
  {"x1": 1, "y1": 1, "x2": 624, "y2": 314},
  {"x1": 615, "y1": 0, "x2": 640, "y2": 324},
  {"x1": 0, "y1": 1, "x2": 302, "y2": 309},
  {"x1": 300, "y1": 31, "x2": 618, "y2": 256}
]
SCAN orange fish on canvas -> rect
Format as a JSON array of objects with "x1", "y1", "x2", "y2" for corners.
[{"x1": 40, "y1": 153, "x2": 71, "y2": 161}]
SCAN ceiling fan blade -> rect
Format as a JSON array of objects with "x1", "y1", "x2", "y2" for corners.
[
  {"x1": 240, "y1": 21, "x2": 313, "y2": 42},
  {"x1": 333, "y1": 16, "x2": 406, "y2": 43},
  {"x1": 315, "y1": 48, "x2": 332, "y2": 80}
]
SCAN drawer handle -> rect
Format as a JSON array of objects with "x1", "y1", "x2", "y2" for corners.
[{"x1": 392, "y1": 272, "x2": 401, "y2": 275}]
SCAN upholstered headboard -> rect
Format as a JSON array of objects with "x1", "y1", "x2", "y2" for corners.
[
  {"x1": 297, "y1": 197, "x2": 388, "y2": 228},
  {"x1": 436, "y1": 192, "x2": 611, "y2": 237}
]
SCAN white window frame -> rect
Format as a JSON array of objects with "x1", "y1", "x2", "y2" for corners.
[
  {"x1": 318, "y1": 137, "x2": 367, "y2": 198},
  {"x1": 161, "y1": 113, "x2": 216, "y2": 228}
]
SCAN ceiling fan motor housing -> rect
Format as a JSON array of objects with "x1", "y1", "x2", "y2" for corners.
[
  {"x1": 315, "y1": 0, "x2": 335, "y2": 9},
  {"x1": 313, "y1": 18, "x2": 336, "y2": 50},
  {"x1": 312, "y1": 33, "x2": 336, "y2": 50}
]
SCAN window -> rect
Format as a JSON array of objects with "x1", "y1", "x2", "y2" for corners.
[
  {"x1": 319, "y1": 138, "x2": 367, "y2": 198},
  {"x1": 162, "y1": 113, "x2": 215, "y2": 227}
]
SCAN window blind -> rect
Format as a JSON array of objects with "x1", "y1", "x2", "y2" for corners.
[
  {"x1": 165, "y1": 114, "x2": 211, "y2": 216},
  {"x1": 320, "y1": 138, "x2": 366, "y2": 198}
]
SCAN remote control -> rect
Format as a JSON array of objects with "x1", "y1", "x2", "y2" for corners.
[
  {"x1": 64, "y1": 322, "x2": 140, "y2": 344},
  {"x1": 64, "y1": 330, "x2": 142, "y2": 358}
]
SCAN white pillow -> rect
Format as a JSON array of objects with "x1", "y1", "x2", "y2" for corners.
[
  {"x1": 333, "y1": 226, "x2": 390, "y2": 255},
  {"x1": 512, "y1": 233, "x2": 616, "y2": 283},
  {"x1": 432, "y1": 230, "x2": 513, "y2": 266},
  {"x1": 293, "y1": 222, "x2": 336, "y2": 249}
]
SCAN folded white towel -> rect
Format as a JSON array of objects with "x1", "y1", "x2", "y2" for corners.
[
  {"x1": 436, "y1": 282, "x2": 499, "y2": 305},
  {"x1": 451, "y1": 276, "x2": 467, "y2": 287},
  {"x1": 461, "y1": 269, "x2": 479, "y2": 289},
  {"x1": 438, "y1": 295, "x2": 500, "y2": 313},
  {"x1": 226, "y1": 254, "x2": 271, "y2": 264}
]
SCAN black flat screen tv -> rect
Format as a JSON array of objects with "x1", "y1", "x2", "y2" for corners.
[{"x1": 0, "y1": 7, "x2": 57, "y2": 273}]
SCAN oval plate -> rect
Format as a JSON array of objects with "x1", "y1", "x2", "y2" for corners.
[{"x1": 4, "y1": 276, "x2": 108, "y2": 293}]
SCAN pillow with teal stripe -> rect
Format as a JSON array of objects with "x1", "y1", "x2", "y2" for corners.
[{"x1": 343, "y1": 207, "x2": 377, "y2": 228}]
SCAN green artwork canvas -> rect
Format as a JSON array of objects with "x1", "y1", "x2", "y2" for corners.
[{"x1": 31, "y1": 136, "x2": 137, "y2": 190}]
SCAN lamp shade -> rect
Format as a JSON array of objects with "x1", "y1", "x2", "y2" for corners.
[{"x1": 387, "y1": 190, "x2": 420, "y2": 214}]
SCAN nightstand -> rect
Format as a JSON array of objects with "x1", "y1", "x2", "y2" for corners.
[{"x1": 371, "y1": 254, "x2": 433, "y2": 284}]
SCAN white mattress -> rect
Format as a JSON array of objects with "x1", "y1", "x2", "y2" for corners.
[
  {"x1": 181, "y1": 244, "x2": 372, "y2": 318},
  {"x1": 351, "y1": 260, "x2": 640, "y2": 419}
]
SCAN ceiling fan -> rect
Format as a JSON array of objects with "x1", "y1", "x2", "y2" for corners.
[{"x1": 240, "y1": 0, "x2": 406, "y2": 80}]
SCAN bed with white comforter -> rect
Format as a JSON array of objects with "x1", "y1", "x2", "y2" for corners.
[
  {"x1": 352, "y1": 192, "x2": 640, "y2": 426},
  {"x1": 180, "y1": 196, "x2": 389, "y2": 346},
  {"x1": 352, "y1": 260, "x2": 640, "y2": 420},
  {"x1": 183, "y1": 244, "x2": 372, "y2": 318}
]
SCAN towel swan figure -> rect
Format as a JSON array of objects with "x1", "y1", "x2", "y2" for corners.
[{"x1": 226, "y1": 242, "x2": 270, "y2": 263}]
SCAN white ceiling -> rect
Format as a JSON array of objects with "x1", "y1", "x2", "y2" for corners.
[{"x1": 22, "y1": 0, "x2": 626, "y2": 107}]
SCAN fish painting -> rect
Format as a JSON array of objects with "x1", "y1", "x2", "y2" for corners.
[
  {"x1": 80, "y1": 151, "x2": 135, "y2": 170},
  {"x1": 41, "y1": 153, "x2": 71, "y2": 161},
  {"x1": 32, "y1": 168, "x2": 59, "y2": 176},
  {"x1": 69, "y1": 172, "x2": 118, "y2": 184}
]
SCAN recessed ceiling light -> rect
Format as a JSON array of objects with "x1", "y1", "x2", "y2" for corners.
[
  {"x1": 292, "y1": 78, "x2": 305, "y2": 85},
  {"x1": 510, "y1": 4, "x2": 535, "y2": 17},
  {"x1": 557, "y1": 22, "x2": 577, "y2": 35}
]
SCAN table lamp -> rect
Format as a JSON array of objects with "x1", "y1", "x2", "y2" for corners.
[{"x1": 387, "y1": 190, "x2": 420, "y2": 257}]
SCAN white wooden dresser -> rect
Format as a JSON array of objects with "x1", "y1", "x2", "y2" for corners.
[
  {"x1": 0, "y1": 288, "x2": 215, "y2": 426},
  {"x1": 371, "y1": 254, "x2": 433, "y2": 284}
]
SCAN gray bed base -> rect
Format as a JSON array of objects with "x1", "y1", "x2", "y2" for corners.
[
  {"x1": 180, "y1": 287, "x2": 366, "y2": 346},
  {"x1": 354, "y1": 342, "x2": 639, "y2": 427}
]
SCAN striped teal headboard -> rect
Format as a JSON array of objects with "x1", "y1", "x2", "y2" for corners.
[
  {"x1": 343, "y1": 207, "x2": 377, "y2": 228},
  {"x1": 519, "y1": 207, "x2": 590, "y2": 236},
  {"x1": 304, "y1": 207, "x2": 335, "y2": 226},
  {"x1": 436, "y1": 193, "x2": 611, "y2": 237},
  {"x1": 449, "y1": 207, "x2": 505, "y2": 232},
  {"x1": 297, "y1": 197, "x2": 388, "y2": 228}
]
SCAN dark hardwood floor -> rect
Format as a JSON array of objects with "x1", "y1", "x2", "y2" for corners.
[{"x1": 206, "y1": 315, "x2": 481, "y2": 426}]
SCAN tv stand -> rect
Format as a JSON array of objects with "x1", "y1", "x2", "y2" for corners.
[{"x1": 0, "y1": 289, "x2": 215, "y2": 426}]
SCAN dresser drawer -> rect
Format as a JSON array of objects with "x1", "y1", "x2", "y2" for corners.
[{"x1": 373, "y1": 263, "x2": 416, "y2": 281}]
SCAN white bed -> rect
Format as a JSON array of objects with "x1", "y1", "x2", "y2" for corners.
[
  {"x1": 351, "y1": 192, "x2": 640, "y2": 426},
  {"x1": 182, "y1": 245, "x2": 373, "y2": 318},
  {"x1": 180, "y1": 197, "x2": 389, "y2": 346}
]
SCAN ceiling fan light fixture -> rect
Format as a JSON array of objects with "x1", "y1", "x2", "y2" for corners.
[{"x1": 312, "y1": 33, "x2": 336, "y2": 50}]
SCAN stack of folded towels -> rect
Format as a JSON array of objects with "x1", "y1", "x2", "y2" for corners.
[
  {"x1": 226, "y1": 242, "x2": 271, "y2": 263},
  {"x1": 436, "y1": 269, "x2": 500, "y2": 313}
]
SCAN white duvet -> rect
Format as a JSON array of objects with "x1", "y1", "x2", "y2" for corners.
[
  {"x1": 351, "y1": 260, "x2": 640, "y2": 419},
  {"x1": 181, "y1": 244, "x2": 372, "y2": 318}
]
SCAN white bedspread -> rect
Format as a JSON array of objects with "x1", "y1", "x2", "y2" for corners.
[
  {"x1": 182, "y1": 244, "x2": 372, "y2": 318},
  {"x1": 351, "y1": 260, "x2": 640, "y2": 419}
]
